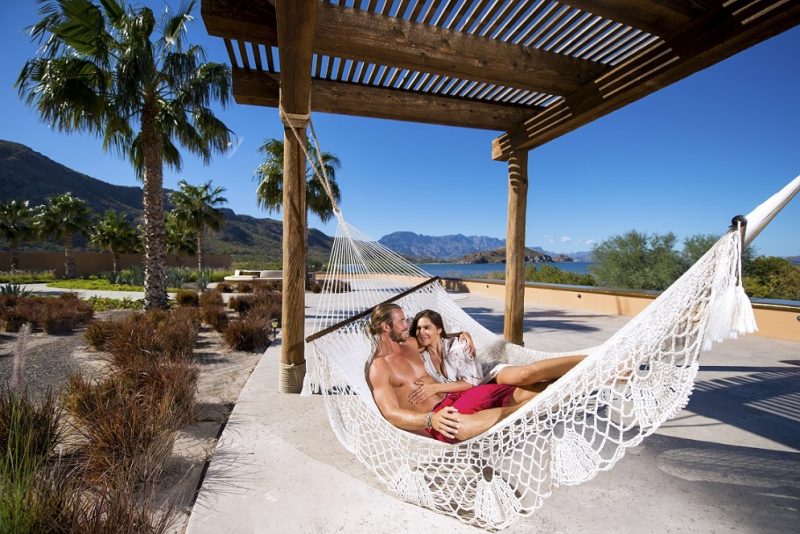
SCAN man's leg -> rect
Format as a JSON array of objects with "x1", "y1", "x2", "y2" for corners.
[{"x1": 455, "y1": 403, "x2": 524, "y2": 441}]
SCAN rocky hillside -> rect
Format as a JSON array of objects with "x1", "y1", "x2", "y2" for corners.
[
  {"x1": 0, "y1": 140, "x2": 332, "y2": 264},
  {"x1": 378, "y1": 231, "x2": 505, "y2": 260},
  {"x1": 455, "y1": 247, "x2": 573, "y2": 264}
]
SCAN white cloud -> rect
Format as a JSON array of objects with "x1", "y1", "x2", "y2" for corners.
[
  {"x1": 584, "y1": 239, "x2": 595, "y2": 246},
  {"x1": 560, "y1": 236, "x2": 572, "y2": 243},
  {"x1": 544, "y1": 234, "x2": 555, "y2": 244}
]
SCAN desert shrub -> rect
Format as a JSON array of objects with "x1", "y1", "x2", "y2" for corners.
[
  {"x1": 85, "y1": 320, "x2": 117, "y2": 350},
  {"x1": 106, "y1": 309, "x2": 200, "y2": 367},
  {"x1": 322, "y1": 279, "x2": 351, "y2": 293},
  {"x1": 199, "y1": 289, "x2": 224, "y2": 308},
  {"x1": 3, "y1": 298, "x2": 43, "y2": 332},
  {"x1": 57, "y1": 292, "x2": 94, "y2": 323},
  {"x1": 175, "y1": 289, "x2": 200, "y2": 307},
  {"x1": 215, "y1": 281, "x2": 233, "y2": 293},
  {"x1": 65, "y1": 360, "x2": 197, "y2": 481},
  {"x1": 254, "y1": 280, "x2": 281, "y2": 292},
  {"x1": 228, "y1": 295, "x2": 253, "y2": 314},
  {"x1": 223, "y1": 314, "x2": 271, "y2": 352},
  {"x1": 0, "y1": 388, "x2": 66, "y2": 532},
  {"x1": 41, "y1": 298, "x2": 86, "y2": 334},
  {"x1": 236, "y1": 281, "x2": 253, "y2": 293},
  {"x1": 201, "y1": 306, "x2": 229, "y2": 333},
  {"x1": 0, "y1": 387, "x2": 61, "y2": 463},
  {"x1": 308, "y1": 281, "x2": 322, "y2": 293}
]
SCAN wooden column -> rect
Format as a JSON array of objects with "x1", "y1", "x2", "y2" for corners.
[
  {"x1": 276, "y1": 0, "x2": 316, "y2": 393},
  {"x1": 503, "y1": 148, "x2": 528, "y2": 345}
]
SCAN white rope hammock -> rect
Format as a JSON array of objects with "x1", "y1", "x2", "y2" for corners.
[{"x1": 290, "y1": 112, "x2": 799, "y2": 529}]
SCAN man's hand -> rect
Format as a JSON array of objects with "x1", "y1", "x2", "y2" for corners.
[
  {"x1": 408, "y1": 379, "x2": 440, "y2": 404},
  {"x1": 432, "y1": 406, "x2": 460, "y2": 440},
  {"x1": 458, "y1": 331, "x2": 476, "y2": 357}
]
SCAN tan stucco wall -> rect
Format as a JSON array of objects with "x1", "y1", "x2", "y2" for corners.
[{"x1": 449, "y1": 278, "x2": 800, "y2": 343}]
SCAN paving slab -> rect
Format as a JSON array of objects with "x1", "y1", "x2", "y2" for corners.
[{"x1": 187, "y1": 291, "x2": 800, "y2": 533}]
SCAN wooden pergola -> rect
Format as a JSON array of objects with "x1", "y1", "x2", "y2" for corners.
[{"x1": 202, "y1": 0, "x2": 799, "y2": 392}]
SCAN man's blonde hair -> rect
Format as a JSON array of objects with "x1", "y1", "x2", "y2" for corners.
[{"x1": 368, "y1": 303, "x2": 402, "y2": 337}]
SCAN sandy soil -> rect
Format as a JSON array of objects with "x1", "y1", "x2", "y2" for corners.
[{"x1": 0, "y1": 310, "x2": 263, "y2": 534}]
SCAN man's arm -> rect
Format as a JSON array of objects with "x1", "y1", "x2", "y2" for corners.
[{"x1": 369, "y1": 358, "x2": 460, "y2": 439}]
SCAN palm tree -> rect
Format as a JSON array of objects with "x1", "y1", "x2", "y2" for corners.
[
  {"x1": 165, "y1": 211, "x2": 197, "y2": 267},
  {"x1": 91, "y1": 210, "x2": 140, "y2": 274},
  {"x1": 34, "y1": 193, "x2": 93, "y2": 279},
  {"x1": 253, "y1": 139, "x2": 342, "y2": 251},
  {"x1": 17, "y1": 0, "x2": 231, "y2": 308},
  {"x1": 169, "y1": 180, "x2": 227, "y2": 270},
  {"x1": 0, "y1": 200, "x2": 34, "y2": 272}
]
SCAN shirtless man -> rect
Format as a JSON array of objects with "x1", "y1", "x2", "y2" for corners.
[{"x1": 367, "y1": 303, "x2": 530, "y2": 443}]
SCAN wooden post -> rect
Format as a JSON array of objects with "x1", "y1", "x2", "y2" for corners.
[
  {"x1": 276, "y1": 0, "x2": 316, "y2": 393},
  {"x1": 504, "y1": 148, "x2": 528, "y2": 345}
]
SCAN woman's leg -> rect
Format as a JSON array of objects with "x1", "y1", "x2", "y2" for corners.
[{"x1": 495, "y1": 355, "x2": 586, "y2": 387}]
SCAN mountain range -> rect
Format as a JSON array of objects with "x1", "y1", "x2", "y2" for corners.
[
  {"x1": 0, "y1": 140, "x2": 332, "y2": 264},
  {"x1": 0, "y1": 139, "x2": 591, "y2": 264}
]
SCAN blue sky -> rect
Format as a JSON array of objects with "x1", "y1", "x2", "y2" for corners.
[{"x1": 1, "y1": 2, "x2": 798, "y2": 257}]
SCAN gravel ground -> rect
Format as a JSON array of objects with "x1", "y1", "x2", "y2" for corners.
[{"x1": 0, "y1": 329, "x2": 85, "y2": 399}]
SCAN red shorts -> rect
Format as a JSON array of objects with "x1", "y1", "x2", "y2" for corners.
[{"x1": 425, "y1": 384, "x2": 517, "y2": 443}]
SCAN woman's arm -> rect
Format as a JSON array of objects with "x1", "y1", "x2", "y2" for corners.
[{"x1": 408, "y1": 377, "x2": 472, "y2": 405}]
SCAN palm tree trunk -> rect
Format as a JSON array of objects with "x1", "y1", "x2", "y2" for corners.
[
  {"x1": 10, "y1": 237, "x2": 19, "y2": 272},
  {"x1": 111, "y1": 246, "x2": 120, "y2": 274},
  {"x1": 197, "y1": 223, "x2": 205, "y2": 271},
  {"x1": 141, "y1": 106, "x2": 169, "y2": 309},
  {"x1": 64, "y1": 231, "x2": 75, "y2": 279}
]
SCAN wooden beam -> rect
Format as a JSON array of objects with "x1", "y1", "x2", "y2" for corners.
[
  {"x1": 203, "y1": 0, "x2": 608, "y2": 96},
  {"x1": 503, "y1": 148, "x2": 528, "y2": 345},
  {"x1": 201, "y1": 0, "x2": 277, "y2": 43},
  {"x1": 276, "y1": 0, "x2": 316, "y2": 394},
  {"x1": 560, "y1": 0, "x2": 703, "y2": 37},
  {"x1": 232, "y1": 68, "x2": 533, "y2": 131},
  {"x1": 492, "y1": 1, "x2": 800, "y2": 160}
]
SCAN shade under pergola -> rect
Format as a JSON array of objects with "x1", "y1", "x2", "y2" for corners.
[{"x1": 201, "y1": 0, "x2": 799, "y2": 391}]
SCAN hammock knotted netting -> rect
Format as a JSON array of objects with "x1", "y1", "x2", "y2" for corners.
[{"x1": 290, "y1": 115, "x2": 799, "y2": 530}]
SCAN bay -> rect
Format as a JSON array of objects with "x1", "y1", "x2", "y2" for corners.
[{"x1": 416, "y1": 261, "x2": 594, "y2": 279}]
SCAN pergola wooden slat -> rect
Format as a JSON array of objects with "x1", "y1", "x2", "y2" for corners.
[{"x1": 201, "y1": 0, "x2": 799, "y2": 392}]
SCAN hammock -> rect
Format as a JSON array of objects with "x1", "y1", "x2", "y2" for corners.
[{"x1": 292, "y1": 115, "x2": 800, "y2": 528}]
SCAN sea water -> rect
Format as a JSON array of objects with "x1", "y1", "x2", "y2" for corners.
[{"x1": 415, "y1": 261, "x2": 594, "y2": 279}]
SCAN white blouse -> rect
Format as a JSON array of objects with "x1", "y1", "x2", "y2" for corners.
[{"x1": 420, "y1": 338, "x2": 489, "y2": 386}]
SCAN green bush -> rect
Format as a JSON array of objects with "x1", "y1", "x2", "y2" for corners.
[
  {"x1": 525, "y1": 264, "x2": 595, "y2": 286},
  {"x1": 0, "y1": 270, "x2": 56, "y2": 284},
  {"x1": 85, "y1": 296, "x2": 144, "y2": 311},
  {"x1": 744, "y1": 256, "x2": 800, "y2": 300}
]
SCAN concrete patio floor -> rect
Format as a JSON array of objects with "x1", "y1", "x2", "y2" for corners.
[{"x1": 186, "y1": 290, "x2": 800, "y2": 533}]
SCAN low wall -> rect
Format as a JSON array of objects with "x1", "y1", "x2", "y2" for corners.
[
  {"x1": 443, "y1": 278, "x2": 800, "y2": 343},
  {"x1": 0, "y1": 252, "x2": 231, "y2": 278}
]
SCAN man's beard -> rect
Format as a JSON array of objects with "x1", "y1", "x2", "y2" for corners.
[{"x1": 389, "y1": 330, "x2": 408, "y2": 343}]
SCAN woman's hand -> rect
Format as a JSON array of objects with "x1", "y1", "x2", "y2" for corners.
[
  {"x1": 458, "y1": 331, "x2": 476, "y2": 357},
  {"x1": 409, "y1": 379, "x2": 440, "y2": 404}
]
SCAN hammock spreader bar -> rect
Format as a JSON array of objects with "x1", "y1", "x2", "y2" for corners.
[{"x1": 305, "y1": 276, "x2": 441, "y2": 343}]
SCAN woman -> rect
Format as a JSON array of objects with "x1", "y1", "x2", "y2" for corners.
[{"x1": 407, "y1": 309, "x2": 586, "y2": 405}]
